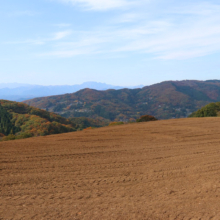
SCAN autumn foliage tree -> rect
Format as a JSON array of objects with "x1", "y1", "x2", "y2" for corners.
[
  {"x1": 136, "y1": 115, "x2": 158, "y2": 122},
  {"x1": 0, "y1": 100, "x2": 78, "y2": 141}
]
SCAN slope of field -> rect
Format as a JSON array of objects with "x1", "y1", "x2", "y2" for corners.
[
  {"x1": 24, "y1": 80, "x2": 220, "y2": 120},
  {"x1": 1, "y1": 118, "x2": 220, "y2": 219}
]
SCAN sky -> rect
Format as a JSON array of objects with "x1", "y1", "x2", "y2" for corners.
[{"x1": 1, "y1": 0, "x2": 220, "y2": 86}]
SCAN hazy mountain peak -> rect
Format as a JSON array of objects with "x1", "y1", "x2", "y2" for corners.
[{"x1": 0, "y1": 81, "x2": 144, "y2": 101}]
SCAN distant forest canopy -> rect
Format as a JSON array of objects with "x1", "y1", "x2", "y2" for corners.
[
  {"x1": 23, "y1": 80, "x2": 220, "y2": 121},
  {"x1": 0, "y1": 100, "x2": 107, "y2": 141},
  {"x1": 189, "y1": 102, "x2": 220, "y2": 117}
]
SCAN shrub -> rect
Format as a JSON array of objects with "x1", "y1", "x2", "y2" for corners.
[
  {"x1": 108, "y1": 122, "x2": 124, "y2": 126},
  {"x1": 83, "y1": 127, "x2": 93, "y2": 130},
  {"x1": 2, "y1": 134, "x2": 16, "y2": 141},
  {"x1": 136, "y1": 115, "x2": 158, "y2": 122},
  {"x1": 16, "y1": 132, "x2": 32, "y2": 139}
]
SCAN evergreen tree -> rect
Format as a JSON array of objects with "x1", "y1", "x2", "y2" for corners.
[{"x1": 0, "y1": 104, "x2": 14, "y2": 135}]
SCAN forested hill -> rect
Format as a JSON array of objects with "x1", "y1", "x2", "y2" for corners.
[
  {"x1": 23, "y1": 80, "x2": 220, "y2": 121},
  {"x1": 189, "y1": 102, "x2": 220, "y2": 117},
  {"x1": 0, "y1": 100, "x2": 79, "y2": 140}
]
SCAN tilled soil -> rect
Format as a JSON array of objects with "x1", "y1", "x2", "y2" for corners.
[{"x1": 1, "y1": 118, "x2": 220, "y2": 220}]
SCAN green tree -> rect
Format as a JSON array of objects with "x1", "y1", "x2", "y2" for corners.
[{"x1": 0, "y1": 104, "x2": 14, "y2": 135}]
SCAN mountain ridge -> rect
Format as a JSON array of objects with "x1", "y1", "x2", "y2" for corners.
[
  {"x1": 0, "y1": 82, "x2": 144, "y2": 101},
  {"x1": 23, "y1": 80, "x2": 220, "y2": 120}
]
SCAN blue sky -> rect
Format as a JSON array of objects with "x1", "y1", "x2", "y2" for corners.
[{"x1": 1, "y1": 0, "x2": 220, "y2": 86}]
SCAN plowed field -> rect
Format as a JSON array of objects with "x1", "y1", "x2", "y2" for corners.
[{"x1": 1, "y1": 118, "x2": 220, "y2": 219}]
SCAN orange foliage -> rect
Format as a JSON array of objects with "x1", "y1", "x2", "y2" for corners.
[{"x1": 83, "y1": 127, "x2": 92, "y2": 130}]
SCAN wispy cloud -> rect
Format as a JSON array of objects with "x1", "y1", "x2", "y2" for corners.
[
  {"x1": 53, "y1": 31, "x2": 72, "y2": 40},
  {"x1": 170, "y1": 1, "x2": 220, "y2": 16},
  {"x1": 4, "y1": 30, "x2": 72, "y2": 46},
  {"x1": 55, "y1": 0, "x2": 136, "y2": 10},
  {"x1": 8, "y1": 1, "x2": 220, "y2": 60},
  {"x1": 111, "y1": 13, "x2": 141, "y2": 23},
  {"x1": 39, "y1": 32, "x2": 107, "y2": 57},
  {"x1": 3, "y1": 40, "x2": 46, "y2": 45},
  {"x1": 114, "y1": 2, "x2": 220, "y2": 60},
  {"x1": 39, "y1": 48, "x2": 97, "y2": 57}
]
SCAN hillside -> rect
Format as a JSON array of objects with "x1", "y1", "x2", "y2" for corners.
[
  {"x1": 189, "y1": 102, "x2": 220, "y2": 117},
  {"x1": 0, "y1": 100, "x2": 110, "y2": 140},
  {"x1": 0, "y1": 100, "x2": 84, "y2": 140},
  {"x1": 24, "y1": 80, "x2": 220, "y2": 120},
  {"x1": 2, "y1": 118, "x2": 220, "y2": 219}
]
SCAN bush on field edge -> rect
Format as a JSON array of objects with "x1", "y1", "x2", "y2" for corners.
[
  {"x1": 108, "y1": 122, "x2": 124, "y2": 126},
  {"x1": 136, "y1": 115, "x2": 158, "y2": 122}
]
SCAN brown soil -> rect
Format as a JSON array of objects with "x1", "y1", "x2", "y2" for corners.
[{"x1": 1, "y1": 118, "x2": 220, "y2": 220}]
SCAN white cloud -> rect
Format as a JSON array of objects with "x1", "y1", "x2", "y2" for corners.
[
  {"x1": 53, "y1": 31, "x2": 72, "y2": 40},
  {"x1": 10, "y1": 1, "x2": 220, "y2": 60},
  {"x1": 3, "y1": 40, "x2": 46, "y2": 45},
  {"x1": 4, "y1": 30, "x2": 72, "y2": 46},
  {"x1": 111, "y1": 13, "x2": 141, "y2": 23},
  {"x1": 39, "y1": 49, "x2": 93, "y2": 57},
  {"x1": 170, "y1": 1, "x2": 220, "y2": 16},
  {"x1": 113, "y1": 2, "x2": 220, "y2": 60},
  {"x1": 56, "y1": 0, "x2": 135, "y2": 10},
  {"x1": 39, "y1": 32, "x2": 107, "y2": 57}
]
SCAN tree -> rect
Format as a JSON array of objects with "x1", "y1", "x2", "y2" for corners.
[
  {"x1": 0, "y1": 104, "x2": 14, "y2": 135},
  {"x1": 136, "y1": 115, "x2": 158, "y2": 122}
]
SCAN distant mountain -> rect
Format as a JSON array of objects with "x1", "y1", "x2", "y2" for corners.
[
  {"x1": 23, "y1": 80, "x2": 220, "y2": 120},
  {"x1": 0, "y1": 82, "x2": 144, "y2": 101}
]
